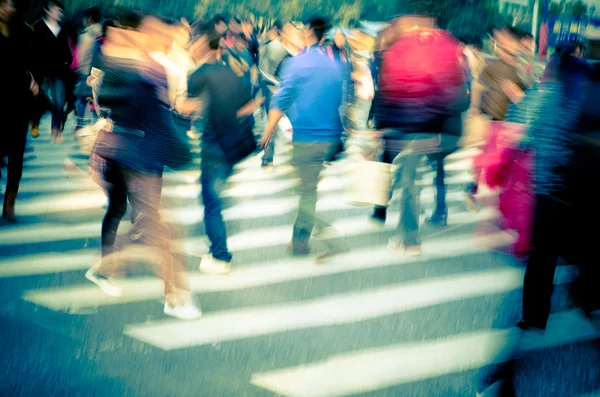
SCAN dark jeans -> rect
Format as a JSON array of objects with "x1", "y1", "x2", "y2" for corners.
[
  {"x1": 74, "y1": 74, "x2": 90, "y2": 123},
  {"x1": 522, "y1": 193, "x2": 568, "y2": 328},
  {"x1": 47, "y1": 77, "x2": 67, "y2": 132},
  {"x1": 427, "y1": 147, "x2": 457, "y2": 214},
  {"x1": 375, "y1": 134, "x2": 457, "y2": 245},
  {"x1": 201, "y1": 157, "x2": 233, "y2": 262},
  {"x1": 2, "y1": 116, "x2": 29, "y2": 194},
  {"x1": 291, "y1": 141, "x2": 340, "y2": 250},
  {"x1": 260, "y1": 83, "x2": 276, "y2": 164}
]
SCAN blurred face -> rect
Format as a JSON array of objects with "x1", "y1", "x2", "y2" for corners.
[
  {"x1": 140, "y1": 17, "x2": 175, "y2": 54},
  {"x1": 215, "y1": 20, "x2": 227, "y2": 35},
  {"x1": 334, "y1": 31, "x2": 345, "y2": 49},
  {"x1": 234, "y1": 36, "x2": 247, "y2": 51},
  {"x1": 282, "y1": 24, "x2": 304, "y2": 54},
  {"x1": 494, "y1": 29, "x2": 519, "y2": 61},
  {"x1": 45, "y1": 4, "x2": 64, "y2": 23},
  {"x1": 242, "y1": 21, "x2": 253, "y2": 36},
  {"x1": 189, "y1": 34, "x2": 209, "y2": 63},
  {"x1": 0, "y1": 0, "x2": 16, "y2": 23},
  {"x1": 229, "y1": 19, "x2": 241, "y2": 35}
]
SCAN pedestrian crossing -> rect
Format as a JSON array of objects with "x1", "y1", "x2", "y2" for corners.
[{"x1": 1, "y1": 122, "x2": 598, "y2": 397}]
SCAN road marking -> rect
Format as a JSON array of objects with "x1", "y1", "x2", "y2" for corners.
[
  {"x1": 22, "y1": 233, "x2": 511, "y2": 309},
  {"x1": 0, "y1": 250, "x2": 98, "y2": 278},
  {"x1": 123, "y1": 265, "x2": 576, "y2": 350},
  {"x1": 250, "y1": 310, "x2": 597, "y2": 397}
]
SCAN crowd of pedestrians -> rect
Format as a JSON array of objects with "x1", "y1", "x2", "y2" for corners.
[{"x1": 1, "y1": 2, "x2": 599, "y2": 391}]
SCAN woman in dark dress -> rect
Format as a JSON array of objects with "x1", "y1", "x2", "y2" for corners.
[{"x1": 0, "y1": 0, "x2": 40, "y2": 222}]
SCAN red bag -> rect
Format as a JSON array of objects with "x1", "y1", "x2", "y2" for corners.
[{"x1": 478, "y1": 122, "x2": 534, "y2": 257}]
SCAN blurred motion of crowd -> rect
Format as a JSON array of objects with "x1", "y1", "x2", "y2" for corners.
[{"x1": 1, "y1": 0, "x2": 599, "y2": 392}]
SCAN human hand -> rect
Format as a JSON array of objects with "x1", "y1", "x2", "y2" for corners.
[{"x1": 30, "y1": 79, "x2": 39, "y2": 96}]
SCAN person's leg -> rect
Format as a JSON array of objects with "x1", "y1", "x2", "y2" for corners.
[
  {"x1": 291, "y1": 142, "x2": 331, "y2": 253},
  {"x1": 200, "y1": 160, "x2": 234, "y2": 262},
  {"x1": 261, "y1": 88, "x2": 275, "y2": 166},
  {"x1": 521, "y1": 194, "x2": 563, "y2": 329},
  {"x1": 94, "y1": 160, "x2": 128, "y2": 277},
  {"x1": 398, "y1": 152, "x2": 422, "y2": 247},
  {"x1": 100, "y1": 185, "x2": 128, "y2": 259},
  {"x1": 426, "y1": 152, "x2": 448, "y2": 226},
  {"x1": 2, "y1": 117, "x2": 28, "y2": 222},
  {"x1": 50, "y1": 77, "x2": 67, "y2": 141},
  {"x1": 371, "y1": 148, "x2": 394, "y2": 223}
]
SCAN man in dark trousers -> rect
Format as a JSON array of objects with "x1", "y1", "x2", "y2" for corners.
[
  {"x1": 31, "y1": 0, "x2": 72, "y2": 143},
  {"x1": 187, "y1": 23, "x2": 261, "y2": 275}
]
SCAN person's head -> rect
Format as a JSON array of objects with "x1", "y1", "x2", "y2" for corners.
[
  {"x1": 83, "y1": 7, "x2": 101, "y2": 27},
  {"x1": 233, "y1": 32, "x2": 248, "y2": 51},
  {"x1": 44, "y1": 0, "x2": 64, "y2": 23},
  {"x1": 228, "y1": 16, "x2": 241, "y2": 35},
  {"x1": 269, "y1": 20, "x2": 282, "y2": 35},
  {"x1": 493, "y1": 25, "x2": 520, "y2": 63},
  {"x1": 281, "y1": 22, "x2": 304, "y2": 55},
  {"x1": 405, "y1": 0, "x2": 437, "y2": 19},
  {"x1": 213, "y1": 14, "x2": 227, "y2": 35},
  {"x1": 333, "y1": 29, "x2": 346, "y2": 49},
  {"x1": 0, "y1": 0, "x2": 16, "y2": 23},
  {"x1": 304, "y1": 16, "x2": 330, "y2": 47},
  {"x1": 138, "y1": 15, "x2": 177, "y2": 54},
  {"x1": 189, "y1": 22, "x2": 221, "y2": 63},
  {"x1": 241, "y1": 19, "x2": 253, "y2": 37}
]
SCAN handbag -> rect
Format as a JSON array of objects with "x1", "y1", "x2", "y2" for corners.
[{"x1": 158, "y1": 110, "x2": 193, "y2": 169}]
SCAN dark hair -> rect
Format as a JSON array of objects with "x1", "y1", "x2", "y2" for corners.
[
  {"x1": 305, "y1": 16, "x2": 330, "y2": 42},
  {"x1": 83, "y1": 7, "x2": 101, "y2": 24},
  {"x1": 271, "y1": 20, "x2": 282, "y2": 31},
  {"x1": 207, "y1": 27, "x2": 221, "y2": 50},
  {"x1": 116, "y1": 9, "x2": 145, "y2": 30},
  {"x1": 230, "y1": 17, "x2": 241, "y2": 25},
  {"x1": 405, "y1": 0, "x2": 436, "y2": 18},
  {"x1": 213, "y1": 14, "x2": 226, "y2": 24},
  {"x1": 44, "y1": 0, "x2": 64, "y2": 11}
]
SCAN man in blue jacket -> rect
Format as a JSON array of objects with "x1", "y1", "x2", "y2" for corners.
[{"x1": 259, "y1": 16, "x2": 346, "y2": 261}]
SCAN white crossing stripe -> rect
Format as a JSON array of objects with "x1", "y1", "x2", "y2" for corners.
[
  {"x1": 178, "y1": 207, "x2": 497, "y2": 256},
  {"x1": 0, "y1": 250, "x2": 98, "y2": 278},
  {"x1": 250, "y1": 310, "x2": 598, "y2": 397},
  {"x1": 22, "y1": 232, "x2": 512, "y2": 309},
  {"x1": 122, "y1": 265, "x2": 576, "y2": 351}
]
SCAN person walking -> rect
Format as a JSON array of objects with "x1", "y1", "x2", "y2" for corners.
[
  {"x1": 31, "y1": 0, "x2": 72, "y2": 143},
  {"x1": 85, "y1": 11, "x2": 200, "y2": 320},
  {"x1": 259, "y1": 16, "x2": 347, "y2": 261},
  {"x1": 257, "y1": 21, "x2": 296, "y2": 169},
  {"x1": 74, "y1": 6, "x2": 102, "y2": 129},
  {"x1": 370, "y1": 9, "x2": 469, "y2": 255},
  {"x1": 188, "y1": 23, "x2": 261, "y2": 275},
  {"x1": 0, "y1": 0, "x2": 40, "y2": 222}
]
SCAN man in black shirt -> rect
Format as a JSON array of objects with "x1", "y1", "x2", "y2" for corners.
[
  {"x1": 187, "y1": 24, "x2": 260, "y2": 275},
  {"x1": 31, "y1": 0, "x2": 72, "y2": 143}
]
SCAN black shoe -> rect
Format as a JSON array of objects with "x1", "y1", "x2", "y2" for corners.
[
  {"x1": 426, "y1": 209, "x2": 448, "y2": 227},
  {"x1": 517, "y1": 320, "x2": 546, "y2": 331},
  {"x1": 371, "y1": 207, "x2": 387, "y2": 224}
]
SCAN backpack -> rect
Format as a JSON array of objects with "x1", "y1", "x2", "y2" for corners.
[{"x1": 377, "y1": 29, "x2": 468, "y2": 128}]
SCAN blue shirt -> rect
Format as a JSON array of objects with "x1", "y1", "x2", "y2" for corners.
[{"x1": 272, "y1": 45, "x2": 345, "y2": 142}]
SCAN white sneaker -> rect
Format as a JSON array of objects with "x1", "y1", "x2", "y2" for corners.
[
  {"x1": 199, "y1": 254, "x2": 231, "y2": 275},
  {"x1": 164, "y1": 302, "x2": 202, "y2": 320},
  {"x1": 85, "y1": 268, "x2": 123, "y2": 297}
]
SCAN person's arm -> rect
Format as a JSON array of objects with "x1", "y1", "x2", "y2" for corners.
[
  {"x1": 236, "y1": 97, "x2": 265, "y2": 118},
  {"x1": 470, "y1": 63, "x2": 492, "y2": 114},
  {"x1": 258, "y1": 61, "x2": 298, "y2": 148}
]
